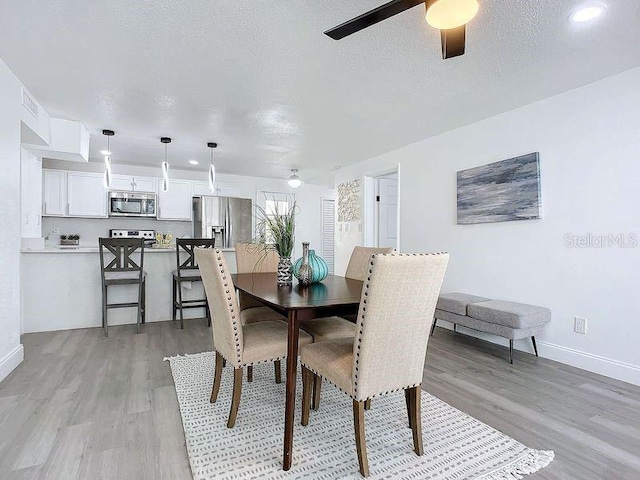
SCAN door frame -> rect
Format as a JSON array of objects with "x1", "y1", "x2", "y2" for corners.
[{"x1": 362, "y1": 164, "x2": 401, "y2": 250}]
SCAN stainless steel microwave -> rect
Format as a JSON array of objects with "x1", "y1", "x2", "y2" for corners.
[{"x1": 108, "y1": 191, "x2": 157, "y2": 217}]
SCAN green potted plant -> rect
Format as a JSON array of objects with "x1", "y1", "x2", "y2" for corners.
[
  {"x1": 254, "y1": 199, "x2": 297, "y2": 286},
  {"x1": 60, "y1": 234, "x2": 80, "y2": 246}
]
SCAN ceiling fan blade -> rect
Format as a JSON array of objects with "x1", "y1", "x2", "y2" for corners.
[
  {"x1": 324, "y1": 0, "x2": 425, "y2": 40},
  {"x1": 440, "y1": 25, "x2": 466, "y2": 59}
]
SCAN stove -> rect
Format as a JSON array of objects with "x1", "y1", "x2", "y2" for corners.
[{"x1": 110, "y1": 229, "x2": 156, "y2": 246}]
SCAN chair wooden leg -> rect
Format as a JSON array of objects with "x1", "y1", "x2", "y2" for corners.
[
  {"x1": 352, "y1": 400, "x2": 370, "y2": 477},
  {"x1": 102, "y1": 284, "x2": 108, "y2": 337},
  {"x1": 301, "y1": 366, "x2": 313, "y2": 426},
  {"x1": 430, "y1": 319, "x2": 437, "y2": 337},
  {"x1": 274, "y1": 360, "x2": 282, "y2": 384},
  {"x1": 141, "y1": 278, "x2": 146, "y2": 324},
  {"x1": 247, "y1": 365, "x2": 253, "y2": 382},
  {"x1": 227, "y1": 367, "x2": 243, "y2": 428},
  {"x1": 364, "y1": 399, "x2": 371, "y2": 411},
  {"x1": 178, "y1": 280, "x2": 185, "y2": 329},
  {"x1": 405, "y1": 388, "x2": 413, "y2": 429},
  {"x1": 509, "y1": 339, "x2": 514, "y2": 364},
  {"x1": 136, "y1": 279, "x2": 143, "y2": 334},
  {"x1": 409, "y1": 386, "x2": 423, "y2": 456},
  {"x1": 312, "y1": 374, "x2": 322, "y2": 411},
  {"x1": 210, "y1": 352, "x2": 224, "y2": 403},
  {"x1": 172, "y1": 277, "x2": 177, "y2": 321}
]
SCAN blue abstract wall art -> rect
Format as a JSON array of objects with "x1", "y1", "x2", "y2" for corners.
[{"x1": 457, "y1": 152, "x2": 542, "y2": 225}]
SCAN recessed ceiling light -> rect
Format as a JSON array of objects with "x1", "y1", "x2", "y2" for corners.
[
  {"x1": 571, "y1": 3, "x2": 606, "y2": 23},
  {"x1": 189, "y1": 159, "x2": 199, "y2": 165}
]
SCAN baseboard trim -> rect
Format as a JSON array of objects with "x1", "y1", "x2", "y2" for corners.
[
  {"x1": 436, "y1": 321, "x2": 640, "y2": 387},
  {"x1": 0, "y1": 344, "x2": 24, "y2": 383},
  {"x1": 538, "y1": 341, "x2": 640, "y2": 387}
]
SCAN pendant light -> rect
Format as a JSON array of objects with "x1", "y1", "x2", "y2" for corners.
[
  {"x1": 425, "y1": 0, "x2": 479, "y2": 30},
  {"x1": 288, "y1": 168, "x2": 302, "y2": 189},
  {"x1": 102, "y1": 129, "x2": 114, "y2": 189},
  {"x1": 160, "y1": 137, "x2": 171, "y2": 192},
  {"x1": 207, "y1": 142, "x2": 217, "y2": 193}
]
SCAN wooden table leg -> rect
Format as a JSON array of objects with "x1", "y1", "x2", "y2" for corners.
[{"x1": 283, "y1": 309, "x2": 300, "y2": 471}]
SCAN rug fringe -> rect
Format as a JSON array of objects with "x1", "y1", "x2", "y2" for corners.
[
  {"x1": 476, "y1": 449, "x2": 555, "y2": 480},
  {"x1": 163, "y1": 351, "x2": 215, "y2": 362}
]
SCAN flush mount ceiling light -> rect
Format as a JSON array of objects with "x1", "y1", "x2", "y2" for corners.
[
  {"x1": 161, "y1": 137, "x2": 171, "y2": 192},
  {"x1": 324, "y1": 0, "x2": 481, "y2": 59},
  {"x1": 288, "y1": 169, "x2": 302, "y2": 189},
  {"x1": 207, "y1": 142, "x2": 217, "y2": 193},
  {"x1": 102, "y1": 129, "x2": 114, "y2": 189},
  {"x1": 571, "y1": 2, "x2": 606, "y2": 23},
  {"x1": 189, "y1": 159, "x2": 199, "y2": 165}
]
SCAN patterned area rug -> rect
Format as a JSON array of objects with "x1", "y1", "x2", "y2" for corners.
[{"x1": 165, "y1": 352, "x2": 553, "y2": 480}]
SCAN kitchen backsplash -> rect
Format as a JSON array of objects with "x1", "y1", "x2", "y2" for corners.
[{"x1": 41, "y1": 217, "x2": 192, "y2": 247}]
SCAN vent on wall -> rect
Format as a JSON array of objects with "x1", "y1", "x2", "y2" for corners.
[{"x1": 21, "y1": 87, "x2": 39, "y2": 117}]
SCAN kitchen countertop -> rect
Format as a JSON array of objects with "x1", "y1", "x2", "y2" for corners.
[{"x1": 21, "y1": 246, "x2": 236, "y2": 254}]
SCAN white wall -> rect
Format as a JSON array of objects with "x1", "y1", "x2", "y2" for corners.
[
  {"x1": 335, "y1": 67, "x2": 640, "y2": 386},
  {"x1": 20, "y1": 148, "x2": 42, "y2": 238},
  {"x1": 0, "y1": 59, "x2": 24, "y2": 381},
  {"x1": 42, "y1": 160, "x2": 334, "y2": 260}
]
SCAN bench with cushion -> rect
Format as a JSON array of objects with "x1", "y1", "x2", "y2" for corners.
[{"x1": 432, "y1": 293, "x2": 551, "y2": 363}]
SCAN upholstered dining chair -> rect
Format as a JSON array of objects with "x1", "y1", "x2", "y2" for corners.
[
  {"x1": 301, "y1": 246, "x2": 394, "y2": 409},
  {"x1": 299, "y1": 253, "x2": 449, "y2": 477},
  {"x1": 235, "y1": 242, "x2": 288, "y2": 382},
  {"x1": 196, "y1": 248, "x2": 313, "y2": 428}
]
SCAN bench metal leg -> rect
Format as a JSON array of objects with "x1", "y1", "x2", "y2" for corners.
[
  {"x1": 453, "y1": 324, "x2": 457, "y2": 333},
  {"x1": 509, "y1": 340, "x2": 514, "y2": 364},
  {"x1": 430, "y1": 319, "x2": 437, "y2": 337},
  {"x1": 531, "y1": 336, "x2": 539, "y2": 357}
]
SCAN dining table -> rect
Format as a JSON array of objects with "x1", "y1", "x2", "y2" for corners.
[{"x1": 231, "y1": 272, "x2": 364, "y2": 471}]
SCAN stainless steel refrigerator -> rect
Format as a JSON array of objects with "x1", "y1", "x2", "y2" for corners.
[{"x1": 193, "y1": 196, "x2": 253, "y2": 248}]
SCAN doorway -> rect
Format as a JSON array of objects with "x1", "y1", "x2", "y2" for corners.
[{"x1": 363, "y1": 170, "x2": 399, "y2": 249}]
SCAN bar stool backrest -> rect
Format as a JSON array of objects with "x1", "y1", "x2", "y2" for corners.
[
  {"x1": 99, "y1": 238, "x2": 145, "y2": 279},
  {"x1": 176, "y1": 238, "x2": 216, "y2": 275}
]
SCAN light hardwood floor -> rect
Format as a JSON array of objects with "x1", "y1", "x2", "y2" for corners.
[{"x1": 0, "y1": 320, "x2": 639, "y2": 479}]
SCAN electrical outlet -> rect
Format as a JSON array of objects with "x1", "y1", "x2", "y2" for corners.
[
  {"x1": 53, "y1": 227, "x2": 60, "y2": 234},
  {"x1": 574, "y1": 317, "x2": 588, "y2": 335}
]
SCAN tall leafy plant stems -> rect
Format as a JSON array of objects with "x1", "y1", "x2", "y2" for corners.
[{"x1": 254, "y1": 199, "x2": 297, "y2": 259}]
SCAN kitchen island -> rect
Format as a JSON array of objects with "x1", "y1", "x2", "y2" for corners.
[{"x1": 21, "y1": 246, "x2": 237, "y2": 332}]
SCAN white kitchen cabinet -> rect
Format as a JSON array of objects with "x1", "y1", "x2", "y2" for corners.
[
  {"x1": 193, "y1": 181, "x2": 241, "y2": 197},
  {"x1": 110, "y1": 175, "x2": 156, "y2": 193},
  {"x1": 42, "y1": 169, "x2": 67, "y2": 216},
  {"x1": 158, "y1": 179, "x2": 193, "y2": 221},
  {"x1": 67, "y1": 172, "x2": 108, "y2": 217}
]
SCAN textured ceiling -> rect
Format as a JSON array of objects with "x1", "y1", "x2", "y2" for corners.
[{"x1": 1, "y1": 1, "x2": 639, "y2": 182}]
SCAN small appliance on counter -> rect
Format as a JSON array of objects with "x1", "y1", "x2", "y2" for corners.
[{"x1": 110, "y1": 229, "x2": 156, "y2": 247}]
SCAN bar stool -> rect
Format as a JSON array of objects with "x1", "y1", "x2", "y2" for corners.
[
  {"x1": 172, "y1": 238, "x2": 215, "y2": 329},
  {"x1": 99, "y1": 238, "x2": 146, "y2": 337}
]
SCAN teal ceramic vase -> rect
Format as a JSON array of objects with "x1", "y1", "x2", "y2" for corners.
[{"x1": 293, "y1": 243, "x2": 328, "y2": 284}]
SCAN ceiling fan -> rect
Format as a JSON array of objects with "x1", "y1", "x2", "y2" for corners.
[{"x1": 324, "y1": 0, "x2": 480, "y2": 59}]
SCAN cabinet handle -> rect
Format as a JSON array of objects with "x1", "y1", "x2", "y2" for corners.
[
  {"x1": 66, "y1": 203, "x2": 70, "y2": 215},
  {"x1": 43, "y1": 201, "x2": 47, "y2": 214}
]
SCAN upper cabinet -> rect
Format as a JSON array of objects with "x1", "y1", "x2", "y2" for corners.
[
  {"x1": 193, "y1": 181, "x2": 241, "y2": 197},
  {"x1": 110, "y1": 175, "x2": 157, "y2": 193},
  {"x1": 43, "y1": 169, "x2": 108, "y2": 218},
  {"x1": 158, "y1": 179, "x2": 193, "y2": 221},
  {"x1": 67, "y1": 172, "x2": 108, "y2": 218},
  {"x1": 42, "y1": 169, "x2": 67, "y2": 216}
]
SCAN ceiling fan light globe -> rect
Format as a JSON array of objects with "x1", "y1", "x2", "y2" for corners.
[
  {"x1": 426, "y1": 0, "x2": 479, "y2": 30},
  {"x1": 288, "y1": 177, "x2": 302, "y2": 189}
]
